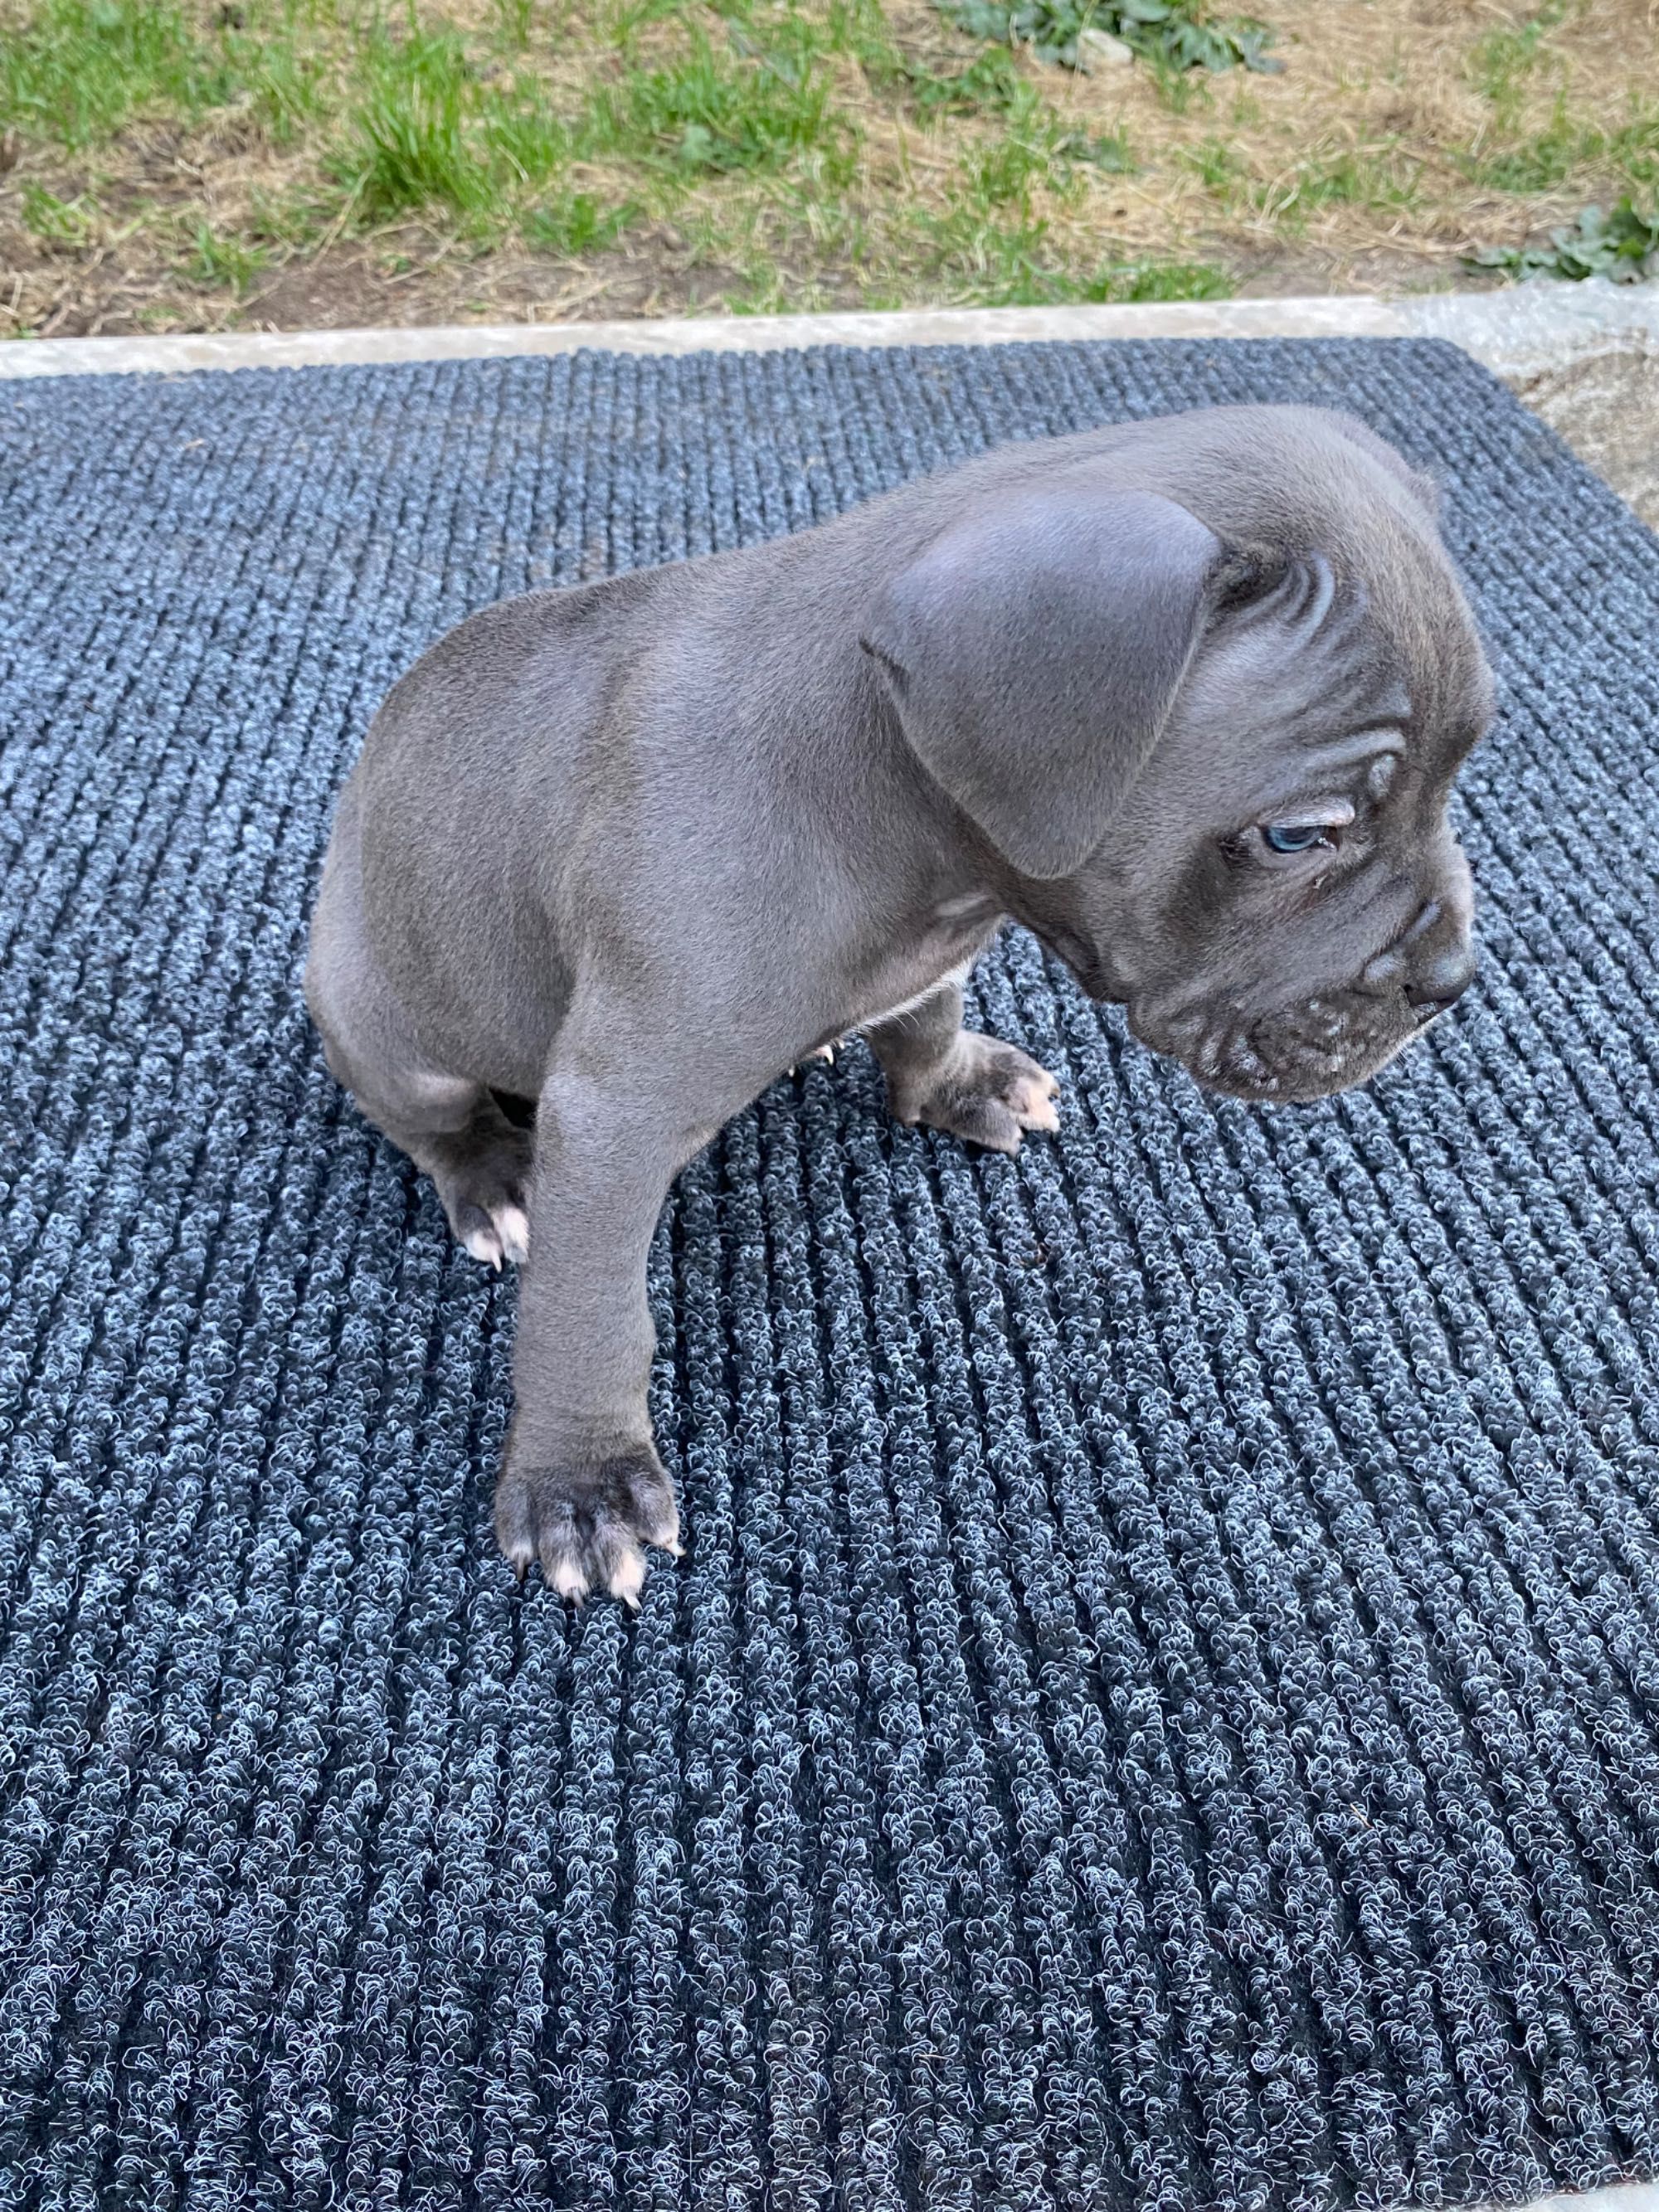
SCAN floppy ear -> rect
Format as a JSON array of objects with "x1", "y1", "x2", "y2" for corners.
[{"x1": 861, "y1": 485, "x2": 1222, "y2": 880}]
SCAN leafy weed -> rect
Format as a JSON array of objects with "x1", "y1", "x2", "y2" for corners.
[
  {"x1": 936, "y1": 0, "x2": 1281, "y2": 76},
  {"x1": 1470, "y1": 196, "x2": 1659, "y2": 282}
]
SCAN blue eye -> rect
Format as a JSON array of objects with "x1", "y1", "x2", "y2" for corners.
[{"x1": 1261, "y1": 823, "x2": 1331, "y2": 854}]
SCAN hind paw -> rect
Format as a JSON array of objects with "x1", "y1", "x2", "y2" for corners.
[
  {"x1": 434, "y1": 1122, "x2": 535, "y2": 1269},
  {"x1": 458, "y1": 1199, "x2": 530, "y2": 1271}
]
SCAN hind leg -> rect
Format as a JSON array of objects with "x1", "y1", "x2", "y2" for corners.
[
  {"x1": 315, "y1": 983, "x2": 534, "y2": 1269},
  {"x1": 304, "y1": 823, "x2": 534, "y2": 1269}
]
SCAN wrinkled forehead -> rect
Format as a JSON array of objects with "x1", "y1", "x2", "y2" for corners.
[
  {"x1": 1090, "y1": 408, "x2": 1495, "y2": 769},
  {"x1": 1171, "y1": 543, "x2": 1491, "y2": 793}
]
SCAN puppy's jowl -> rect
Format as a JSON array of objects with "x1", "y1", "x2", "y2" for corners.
[{"x1": 306, "y1": 405, "x2": 1492, "y2": 1604}]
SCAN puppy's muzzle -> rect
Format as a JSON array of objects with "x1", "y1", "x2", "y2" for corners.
[
  {"x1": 1362, "y1": 897, "x2": 1477, "y2": 1023},
  {"x1": 1134, "y1": 895, "x2": 1478, "y2": 1103}
]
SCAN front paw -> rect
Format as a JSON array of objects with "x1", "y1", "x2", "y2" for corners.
[
  {"x1": 898, "y1": 1033, "x2": 1061, "y2": 1156},
  {"x1": 494, "y1": 1444, "x2": 681, "y2": 1607}
]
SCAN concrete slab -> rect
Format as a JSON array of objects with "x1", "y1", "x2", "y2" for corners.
[
  {"x1": 4, "y1": 280, "x2": 1655, "y2": 521},
  {"x1": 0, "y1": 293, "x2": 1414, "y2": 378},
  {"x1": 2, "y1": 276, "x2": 1653, "y2": 382},
  {"x1": 1410, "y1": 285, "x2": 1659, "y2": 527}
]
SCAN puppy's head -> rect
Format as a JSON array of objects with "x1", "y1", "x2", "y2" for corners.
[{"x1": 862, "y1": 406, "x2": 1492, "y2": 1103}]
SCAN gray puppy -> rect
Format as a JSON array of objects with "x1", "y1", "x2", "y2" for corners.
[{"x1": 305, "y1": 402, "x2": 1491, "y2": 1604}]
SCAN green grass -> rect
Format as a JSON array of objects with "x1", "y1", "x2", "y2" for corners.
[
  {"x1": 0, "y1": 0, "x2": 225, "y2": 146},
  {"x1": 483, "y1": 83, "x2": 572, "y2": 188},
  {"x1": 348, "y1": 32, "x2": 493, "y2": 218},
  {"x1": 590, "y1": 36, "x2": 853, "y2": 180},
  {"x1": 520, "y1": 187, "x2": 636, "y2": 255},
  {"x1": 1053, "y1": 127, "x2": 1134, "y2": 171},
  {"x1": 309, "y1": 7, "x2": 867, "y2": 236},
  {"x1": 1603, "y1": 108, "x2": 1659, "y2": 187},
  {"x1": 1464, "y1": 97, "x2": 1659, "y2": 197},
  {"x1": 19, "y1": 179, "x2": 101, "y2": 247},
  {"x1": 962, "y1": 108, "x2": 1053, "y2": 205},
  {"x1": 490, "y1": 0, "x2": 536, "y2": 45},
  {"x1": 1470, "y1": 0, "x2": 1570, "y2": 124},
  {"x1": 916, "y1": 214, "x2": 1230, "y2": 304},
  {"x1": 898, "y1": 48, "x2": 1023, "y2": 119},
  {"x1": 1463, "y1": 3, "x2": 1659, "y2": 200},
  {"x1": 244, "y1": 41, "x2": 329, "y2": 145},
  {"x1": 906, "y1": 90, "x2": 1225, "y2": 308},
  {"x1": 182, "y1": 217, "x2": 271, "y2": 290},
  {"x1": 1259, "y1": 148, "x2": 1420, "y2": 221},
  {"x1": 0, "y1": 0, "x2": 333, "y2": 153},
  {"x1": 1101, "y1": 257, "x2": 1228, "y2": 299},
  {"x1": 1185, "y1": 136, "x2": 1243, "y2": 196}
]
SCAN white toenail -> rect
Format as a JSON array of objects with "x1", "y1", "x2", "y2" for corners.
[{"x1": 463, "y1": 1226, "x2": 504, "y2": 1269}]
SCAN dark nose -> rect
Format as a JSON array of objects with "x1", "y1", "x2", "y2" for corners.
[{"x1": 1404, "y1": 938, "x2": 1477, "y2": 1015}]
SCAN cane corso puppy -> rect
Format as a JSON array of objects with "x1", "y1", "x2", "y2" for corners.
[{"x1": 305, "y1": 403, "x2": 1492, "y2": 1603}]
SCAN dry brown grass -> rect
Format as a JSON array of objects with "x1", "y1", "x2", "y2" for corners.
[
  {"x1": 2, "y1": 0, "x2": 1657, "y2": 339},
  {"x1": 1020, "y1": 0, "x2": 1659, "y2": 290}
]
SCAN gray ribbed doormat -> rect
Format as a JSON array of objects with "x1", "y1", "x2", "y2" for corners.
[{"x1": 3, "y1": 337, "x2": 1659, "y2": 2212}]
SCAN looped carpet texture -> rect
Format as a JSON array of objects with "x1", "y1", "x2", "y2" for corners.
[{"x1": 2, "y1": 336, "x2": 1659, "y2": 2212}]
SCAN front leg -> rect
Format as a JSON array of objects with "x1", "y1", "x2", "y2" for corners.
[
  {"x1": 867, "y1": 975, "x2": 1059, "y2": 1156},
  {"x1": 494, "y1": 1028, "x2": 728, "y2": 1605}
]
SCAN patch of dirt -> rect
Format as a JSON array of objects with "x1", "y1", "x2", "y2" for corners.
[{"x1": 241, "y1": 235, "x2": 764, "y2": 332}]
